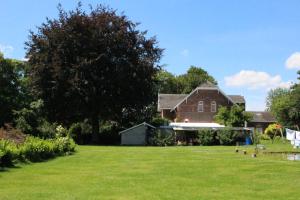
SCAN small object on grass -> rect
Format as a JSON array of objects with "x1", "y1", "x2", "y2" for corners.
[
  {"x1": 243, "y1": 150, "x2": 247, "y2": 155},
  {"x1": 235, "y1": 148, "x2": 239, "y2": 153},
  {"x1": 252, "y1": 153, "x2": 256, "y2": 158}
]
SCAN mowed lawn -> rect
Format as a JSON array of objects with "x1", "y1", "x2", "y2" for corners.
[{"x1": 1, "y1": 142, "x2": 300, "y2": 200}]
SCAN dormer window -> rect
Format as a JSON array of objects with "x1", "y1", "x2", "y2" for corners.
[
  {"x1": 211, "y1": 101, "x2": 216, "y2": 112},
  {"x1": 198, "y1": 101, "x2": 204, "y2": 112}
]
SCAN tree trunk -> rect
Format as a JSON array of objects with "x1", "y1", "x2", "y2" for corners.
[{"x1": 91, "y1": 114, "x2": 99, "y2": 144}]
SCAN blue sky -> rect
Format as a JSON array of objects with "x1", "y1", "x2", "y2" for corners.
[{"x1": 1, "y1": 0, "x2": 300, "y2": 111}]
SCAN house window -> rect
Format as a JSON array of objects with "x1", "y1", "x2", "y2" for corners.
[
  {"x1": 211, "y1": 101, "x2": 216, "y2": 112},
  {"x1": 198, "y1": 101, "x2": 204, "y2": 112}
]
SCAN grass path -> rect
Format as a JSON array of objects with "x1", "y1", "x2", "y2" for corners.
[{"x1": 1, "y1": 143, "x2": 300, "y2": 200}]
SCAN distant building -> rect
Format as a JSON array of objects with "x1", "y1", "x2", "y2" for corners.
[{"x1": 158, "y1": 81, "x2": 275, "y2": 132}]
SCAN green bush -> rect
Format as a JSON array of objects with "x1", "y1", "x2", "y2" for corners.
[
  {"x1": 197, "y1": 129, "x2": 218, "y2": 145},
  {"x1": 148, "y1": 129, "x2": 175, "y2": 146},
  {"x1": 259, "y1": 133, "x2": 271, "y2": 140},
  {"x1": 0, "y1": 140, "x2": 19, "y2": 167},
  {"x1": 150, "y1": 117, "x2": 170, "y2": 127},
  {"x1": 37, "y1": 120, "x2": 57, "y2": 139},
  {"x1": 19, "y1": 136, "x2": 76, "y2": 162},
  {"x1": 0, "y1": 136, "x2": 76, "y2": 166},
  {"x1": 69, "y1": 120, "x2": 92, "y2": 144},
  {"x1": 217, "y1": 128, "x2": 237, "y2": 145}
]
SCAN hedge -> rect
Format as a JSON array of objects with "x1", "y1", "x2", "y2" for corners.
[{"x1": 0, "y1": 136, "x2": 76, "y2": 167}]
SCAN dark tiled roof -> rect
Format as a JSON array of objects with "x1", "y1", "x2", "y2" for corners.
[
  {"x1": 228, "y1": 95, "x2": 245, "y2": 104},
  {"x1": 158, "y1": 94, "x2": 187, "y2": 110},
  {"x1": 247, "y1": 111, "x2": 276, "y2": 123}
]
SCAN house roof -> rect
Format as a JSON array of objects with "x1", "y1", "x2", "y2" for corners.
[
  {"x1": 171, "y1": 82, "x2": 237, "y2": 111},
  {"x1": 228, "y1": 95, "x2": 245, "y2": 104},
  {"x1": 247, "y1": 111, "x2": 276, "y2": 123},
  {"x1": 158, "y1": 82, "x2": 245, "y2": 111},
  {"x1": 158, "y1": 94, "x2": 188, "y2": 111},
  {"x1": 119, "y1": 122, "x2": 156, "y2": 134}
]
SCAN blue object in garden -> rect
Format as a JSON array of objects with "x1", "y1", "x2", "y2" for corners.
[{"x1": 245, "y1": 137, "x2": 252, "y2": 145}]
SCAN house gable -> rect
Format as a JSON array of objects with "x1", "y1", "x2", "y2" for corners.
[
  {"x1": 175, "y1": 88, "x2": 234, "y2": 122},
  {"x1": 171, "y1": 82, "x2": 236, "y2": 111}
]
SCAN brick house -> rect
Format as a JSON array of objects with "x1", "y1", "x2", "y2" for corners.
[{"x1": 158, "y1": 81, "x2": 275, "y2": 132}]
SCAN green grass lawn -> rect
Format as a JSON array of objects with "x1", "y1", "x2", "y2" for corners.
[{"x1": 1, "y1": 141, "x2": 300, "y2": 200}]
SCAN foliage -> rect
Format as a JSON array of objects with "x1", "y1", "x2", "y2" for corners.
[
  {"x1": 264, "y1": 123, "x2": 281, "y2": 143},
  {"x1": 259, "y1": 134, "x2": 271, "y2": 141},
  {"x1": 150, "y1": 117, "x2": 170, "y2": 127},
  {"x1": 0, "y1": 136, "x2": 75, "y2": 166},
  {"x1": 68, "y1": 120, "x2": 92, "y2": 144},
  {"x1": 155, "y1": 70, "x2": 179, "y2": 93},
  {"x1": 197, "y1": 129, "x2": 218, "y2": 145},
  {"x1": 36, "y1": 120, "x2": 57, "y2": 139},
  {"x1": 0, "y1": 139, "x2": 19, "y2": 167},
  {"x1": 177, "y1": 66, "x2": 217, "y2": 94},
  {"x1": 266, "y1": 88, "x2": 290, "y2": 111},
  {"x1": 266, "y1": 72, "x2": 300, "y2": 127},
  {"x1": 251, "y1": 131, "x2": 261, "y2": 145},
  {"x1": 98, "y1": 121, "x2": 121, "y2": 145},
  {"x1": 148, "y1": 129, "x2": 175, "y2": 146},
  {"x1": 0, "y1": 55, "x2": 30, "y2": 125},
  {"x1": 155, "y1": 66, "x2": 217, "y2": 94},
  {"x1": 26, "y1": 4, "x2": 162, "y2": 142},
  {"x1": 217, "y1": 128, "x2": 238, "y2": 145},
  {"x1": 214, "y1": 105, "x2": 253, "y2": 127},
  {"x1": 14, "y1": 99, "x2": 44, "y2": 135}
]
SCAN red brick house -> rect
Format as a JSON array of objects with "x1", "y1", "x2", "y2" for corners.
[{"x1": 158, "y1": 81, "x2": 275, "y2": 132}]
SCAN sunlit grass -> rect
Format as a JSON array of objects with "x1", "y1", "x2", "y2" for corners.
[{"x1": 0, "y1": 141, "x2": 299, "y2": 200}]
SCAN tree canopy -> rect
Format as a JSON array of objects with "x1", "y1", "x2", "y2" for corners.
[
  {"x1": 0, "y1": 53, "x2": 29, "y2": 125},
  {"x1": 214, "y1": 105, "x2": 253, "y2": 127},
  {"x1": 25, "y1": 4, "x2": 162, "y2": 141},
  {"x1": 266, "y1": 72, "x2": 300, "y2": 128},
  {"x1": 155, "y1": 66, "x2": 217, "y2": 94}
]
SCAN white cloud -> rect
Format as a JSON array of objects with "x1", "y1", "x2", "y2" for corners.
[
  {"x1": 286, "y1": 52, "x2": 300, "y2": 69},
  {"x1": 180, "y1": 49, "x2": 189, "y2": 57},
  {"x1": 225, "y1": 70, "x2": 292, "y2": 90},
  {"x1": 0, "y1": 44, "x2": 14, "y2": 58}
]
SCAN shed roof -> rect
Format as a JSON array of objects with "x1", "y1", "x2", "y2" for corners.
[
  {"x1": 247, "y1": 111, "x2": 276, "y2": 123},
  {"x1": 119, "y1": 122, "x2": 156, "y2": 134}
]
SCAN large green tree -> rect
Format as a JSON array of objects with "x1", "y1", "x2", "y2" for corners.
[
  {"x1": 214, "y1": 105, "x2": 253, "y2": 127},
  {"x1": 25, "y1": 4, "x2": 162, "y2": 142},
  {"x1": 266, "y1": 71, "x2": 300, "y2": 128},
  {"x1": 155, "y1": 66, "x2": 216, "y2": 94},
  {"x1": 0, "y1": 53, "x2": 29, "y2": 125},
  {"x1": 177, "y1": 66, "x2": 217, "y2": 94}
]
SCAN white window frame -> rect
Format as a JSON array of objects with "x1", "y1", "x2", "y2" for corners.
[
  {"x1": 198, "y1": 101, "x2": 204, "y2": 112},
  {"x1": 211, "y1": 101, "x2": 216, "y2": 112}
]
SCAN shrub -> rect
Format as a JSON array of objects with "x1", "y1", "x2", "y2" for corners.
[
  {"x1": 19, "y1": 137, "x2": 55, "y2": 161},
  {"x1": 0, "y1": 136, "x2": 76, "y2": 164},
  {"x1": 259, "y1": 134, "x2": 271, "y2": 141},
  {"x1": 148, "y1": 129, "x2": 175, "y2": 146},
  {"x1": 150, "y1": 117, "x2": 170, "y2": 127},
  {"x1": 217, "y1": 128, "x2": 237, "y2": 145},
  {"x1": 69, "y1": 120, "x2": 92, "y2": 144},
  {"x1": 0, "y1": 139, "x2": 19, "y2": 167},
  {"x1": 37, "y1": 120, "x2": 57, "y2": 139},
  {"x1": 251, "y1": 131, "x2": 261, "y2": 145},
  {"x1": 98, "y1": 121, "x2": 121, "y2": 145},
  {"x1": 265, "y1": 123, "x2": 281, "y2": 143},
  {"x1": 197, "y1": 129, "x2": 218, "y2": 145}
]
